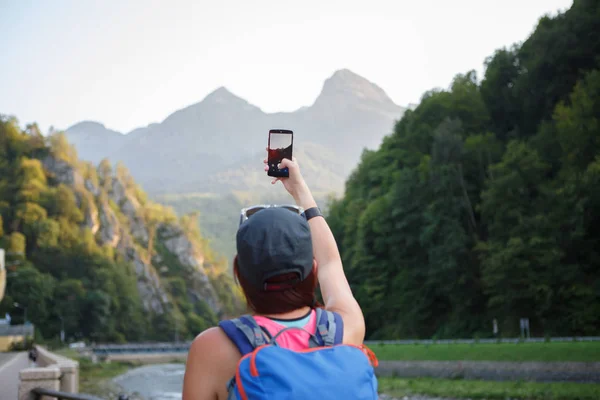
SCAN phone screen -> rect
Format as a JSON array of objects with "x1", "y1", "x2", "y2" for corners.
[{"x1": 268, "y1": 130, "x2": 293, "y2": 177}]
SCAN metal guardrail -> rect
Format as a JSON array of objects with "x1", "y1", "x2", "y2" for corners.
[
  {"x1": 91, "y1": 342, "x2": 192, "y2": 355},
  {"x1": 87, "y1": 336, "x2": 600, "y2": 355},
  {"x1": 32, "y1": 387, "x2": 128, "y2": 400},
  {"x1": 92, "y1": 341, "x2": 193, "y2": 349}
]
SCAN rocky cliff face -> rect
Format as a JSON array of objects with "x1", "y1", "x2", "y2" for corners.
[
  {"x1": 158, "y1": 224, "x2": 220, "y2": 312},
  {"x1": 41, "y1": 154, "x2": 225, "y2": 316}
]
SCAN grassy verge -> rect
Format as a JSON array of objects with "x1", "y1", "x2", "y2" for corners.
[
  {"x1": 378, "y1": 377, "x2": 600, "y2": 400},
  {"x1": 370, "y1": 341, "x2": 600, "y2": 362},
  {"x1": 78, "y1": 358, "x2": 135, "y2": 395},
  {"x1": 54, "y1": 348, "x2": 137, "y2": 396}
]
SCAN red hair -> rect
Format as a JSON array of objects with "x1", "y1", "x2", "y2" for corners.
[{"x1": 233, "y1": 256, "x2": 322, "y2": 315}]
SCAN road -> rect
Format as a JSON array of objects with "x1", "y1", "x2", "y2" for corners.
[{"x1": 0, "y1": 352, "x2": 28, "y2": 400}]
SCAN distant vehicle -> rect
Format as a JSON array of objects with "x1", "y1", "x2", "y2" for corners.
[{"x1": 69, "y1": 341, "x2": 86, "y2": 349}]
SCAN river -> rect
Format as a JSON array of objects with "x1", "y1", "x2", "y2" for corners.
[{"x1": 113, "y1": 363, "x2": 186, "y2": 400}]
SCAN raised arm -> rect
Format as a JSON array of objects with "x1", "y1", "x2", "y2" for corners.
[{"x1": 267, "y1": 156, "x2": 366, "y2": 345}]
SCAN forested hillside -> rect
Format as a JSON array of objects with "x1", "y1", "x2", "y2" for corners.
[
  {"x1": 327, "y1": 0, "x2": 600, "y2": 339},
  {"x1": 0, "y1": 117, "x2": 243, "y2": 344}
]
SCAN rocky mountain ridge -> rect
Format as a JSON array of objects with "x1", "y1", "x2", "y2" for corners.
[
  {"x1": 59, "y1": 69, "x2": 407, "y2": 263},
  {"x1": 40, "y1": 136, "x2": 238, "y2": 317},
  {"x1": 63, "y1": 69, "x2": 407, "y2": 195}
]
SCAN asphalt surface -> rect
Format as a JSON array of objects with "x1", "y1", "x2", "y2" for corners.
[{"x1": 0, "y1": 352, "x2": 29, "y2": 400}]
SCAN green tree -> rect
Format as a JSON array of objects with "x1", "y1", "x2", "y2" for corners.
[
  {"x1": 477, "y1": 141, "x2": 558, "y2": 335},
  {"x1": 45, "y1": 184, "x2": 84, "y2": 223},
  {"x1": 6, "y1": 265, "x2": 55, "y2": 326},
  {"x1": 34, "y1": 219, "x2": 60, "y2": 249},
  {"x1": 47, "y1": 133, "x2": 77, "y2": 163},
  {"x1": 53, "y1": 279, "x2": 86, "y2": 341},
  {"x1": 82, "y1": 290, "x2": 112, "y2": 342},
  {"x1": 16, "y1": 158, "x2": 47, "y2": 204},
  {"x1": 480, "y1": 47, "x2": 522, "y2": 139},
  {"x1": 9, "y1": 232, "x2": 26, "y2": 255},
  {"x1": 554, "y1": 69, "x2": 600, "y2": 172},
  {"x1": 112, "y1": 261, "x2": 146, "y2": 341}
]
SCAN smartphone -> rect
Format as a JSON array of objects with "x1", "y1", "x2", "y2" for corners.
[{"x1": 267, "y1": 129, "x2": 293, "y2": 178}]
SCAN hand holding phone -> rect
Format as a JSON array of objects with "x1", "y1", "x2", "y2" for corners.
[{"x1": 267, "y1": 129, "x2": 293, "y2": 178}]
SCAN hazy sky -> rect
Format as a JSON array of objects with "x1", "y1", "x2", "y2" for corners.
[{"x1": 1, "y1": 0, "x2": 573, "y2": 134}]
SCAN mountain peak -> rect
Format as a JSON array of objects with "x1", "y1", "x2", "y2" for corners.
[
  {"x1": 203, "y1": 86, "x2": 242, "y2": 104},
  {"x1": 65, "y1": 120, "x2": 125, "y2": 137},
  {"x1": 67, "y1": 120, "x2": 107, "y2": 131},
  {"x1": 314, "y1": 69, "x2": 399, "y2": 109},
  {"x1": 329, "y1": 68, "x2": 367, "y2": 84}
]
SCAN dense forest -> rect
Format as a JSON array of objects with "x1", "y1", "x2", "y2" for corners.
[
  {"x1": 327, "y1": 0, "x2": 600, "y2": 339},
  {"x1": 0, "y1": 118, "x2": 243, "y2": 345}
]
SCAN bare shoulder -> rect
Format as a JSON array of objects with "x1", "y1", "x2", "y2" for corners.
[
  {"x1": 183, "y1": 327, "x2": 241, "y2": 400},
  {"x1": 190, "y1": 326, "x2": 231, "y2": 352},
  {"x1": 188, "y1": 326, "x2": 240, "y2": 367}
]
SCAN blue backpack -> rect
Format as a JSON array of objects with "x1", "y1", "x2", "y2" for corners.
[{"x1": 218, "y1": 308, "x2": 379, "y2": 399}]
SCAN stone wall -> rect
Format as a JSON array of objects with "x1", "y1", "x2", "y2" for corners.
[{"x1": 18, "y1": 345, "x2": 80, "y2": 400}]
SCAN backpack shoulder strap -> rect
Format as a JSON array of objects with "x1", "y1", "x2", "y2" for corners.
[
  {"x1": 331, "y1": 310, "x2": 344, "y2": 344},
  {"x1": 218, "y1": 314, "x2": 269, "y2": 356},
  {"x1": 314, "y1": 308, "x2": 344, "y2": 346}
]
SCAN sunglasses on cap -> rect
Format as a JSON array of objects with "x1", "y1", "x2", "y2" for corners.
[{"x1": 239, "y1": 204, "x2": 304, "y2": 226}]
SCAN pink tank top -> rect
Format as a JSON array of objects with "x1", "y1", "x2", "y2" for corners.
[{"x1": 253, "y1": 309, "x2": 317, "y2": 351}]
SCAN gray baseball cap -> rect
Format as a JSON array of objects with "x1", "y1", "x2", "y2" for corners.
[{"x1": 236, "y1": 207, "x2": 313, "y2": 291}]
